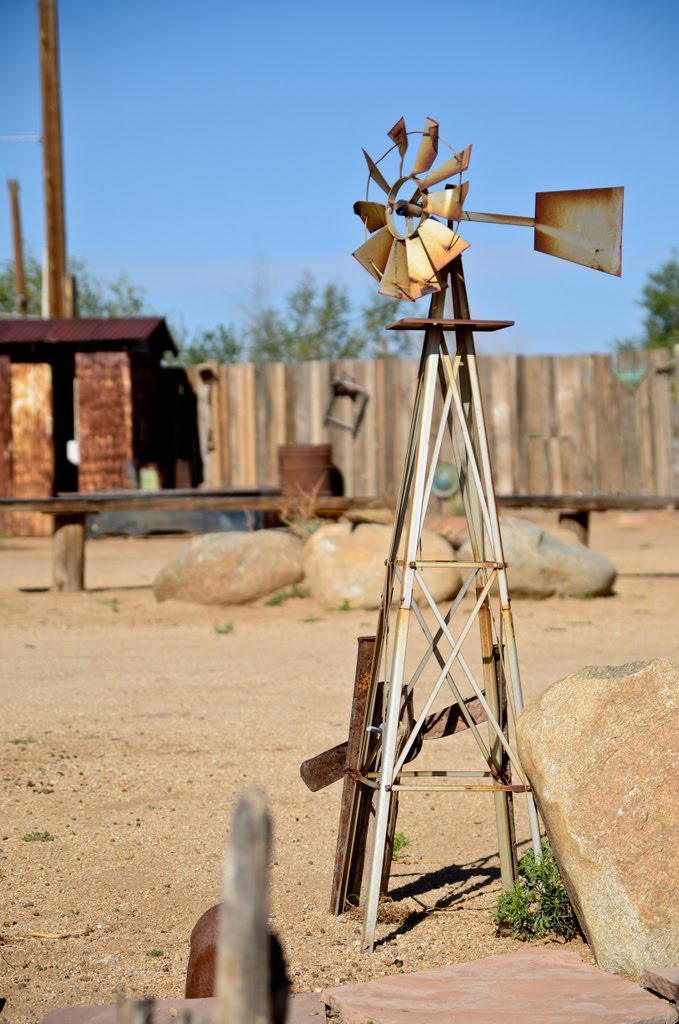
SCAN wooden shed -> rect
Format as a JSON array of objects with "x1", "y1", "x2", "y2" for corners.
[{"x1": 0, "y1": 317, "x2": 198, "y2": 535}]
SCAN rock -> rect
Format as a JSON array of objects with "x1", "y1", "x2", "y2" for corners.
[
  {"x1": 303, "y1": 523, "x2": 461, "y2": 610},
  {"x1": 153, "y1": 530, "x2": 304, "y2": 605},
  {"x1": 516, "y1": 659, "x2": 679, "y2": 982},
  {"x1": 459, "y1": 516, "x2": 616, "y2": 598}
]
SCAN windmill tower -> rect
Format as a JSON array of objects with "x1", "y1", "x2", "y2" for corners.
[{"x1": 331, "y1": 117, "x2": 623, "y2": 951}]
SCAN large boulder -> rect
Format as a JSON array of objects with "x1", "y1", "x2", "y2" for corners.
[
  {"x1": 460, "y1": 516, "x2": 616, "y2": 598},
  {"x1": 303, "y1": 522, "x2": 462, "y2": 610},
  {"x1": 153, "y1": 530, "x2": 304, "y2": 605},
  {"x1": 517, "y1": 659, "x2": 679, "y2": 982}
]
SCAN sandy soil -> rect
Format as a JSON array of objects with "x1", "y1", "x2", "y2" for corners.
[{"x1": 2, "y1": 510, "x2": 679, "y2": 1023}]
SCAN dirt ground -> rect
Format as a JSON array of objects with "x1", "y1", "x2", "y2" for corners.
[{"x1": 2, "y1": 510, "x2": 679, "y2": 1023}]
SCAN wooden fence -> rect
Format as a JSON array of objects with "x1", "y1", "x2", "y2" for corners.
[{"x1": 187, "y1": 349, "x2": 677, "y2": 500}]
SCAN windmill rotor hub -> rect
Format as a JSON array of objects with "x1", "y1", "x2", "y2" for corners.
[{"x1": 385, "y1": 177, "x2": 425, "y2": 240}]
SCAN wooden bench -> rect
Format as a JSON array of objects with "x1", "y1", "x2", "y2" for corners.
[
  {"x1": 496, "y1": 494, "x2": 679, "y2": 544},
  {"x1": 0, "y1": 488, "x2": 391, "y2": 592}
]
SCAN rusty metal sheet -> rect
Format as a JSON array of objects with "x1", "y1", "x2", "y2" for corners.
[
  {"x1": 76, "y1": 351, "x2": 133, "y2": 492},
  {"x1": 417, "y1": 218, "x2": 469, "y2": 272},
  {"x1": 0, "y1": 356, "x2": 11, "y2": 496},
  {"x1": 379, "y1": 238, "x2": 411, "y2": 300},
  {"x1": 353, "y1": 200, "x2": 387, "y2": 233},
  {"x1": 422, "y1": 181, "x2": 469, "y2": 221},
  {"x1": 418, "y1": 143, "x2": 472, "y2": 189},
  {"x1": 404, "y1": 235, "x2": 439, "y2": 299},
  {"x1": 534, "y1": 186, "x2": 624, "y2": 276},
  {"x1": 411, "y1": 116, "x2": 439, "y2": 176},
  {"x1": 352, "y1": 225, "x2": 393, "y2": 283},
  {"x1": 10, "y1": 362, "x2": 54, "y2": 536},
  {"x1": 362, "y1": 149, "x2": 390, "y2": 195},
  {"x1": 388, "y1": 116, "x2": 408, "y2": 161}
]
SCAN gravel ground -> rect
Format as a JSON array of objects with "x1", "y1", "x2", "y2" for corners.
[{"x1": 1, "y1": 510, "x2": 678, "y2": 1023}]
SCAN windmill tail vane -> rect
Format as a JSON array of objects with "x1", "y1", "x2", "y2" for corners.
[{"x1": 353, "y1": 116, "x2": 624, "y2": 301}]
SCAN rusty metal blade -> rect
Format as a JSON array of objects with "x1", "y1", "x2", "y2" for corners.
[
  {"x1": 379, "y1": 239, "x2": 411, "y2": 300},
  {"x1": 388, "y1": 116, "x2": 408, "y2": 161},
  {"x1": 422, "y1": 181, "x2": 469, "y2": 221},
  {"x1": 362, "y1": 149, "x2": 391, "y2": 195},
  {"x1": 353, "y1": 200, "x2": 387, "y2": 234},
  {"x1": 411, "y1": 116, "x2": 439, "y2": 176},
  {"x1": 534, "y1": 187, "x2": 624, "y2": 276},
  {"x1": 352, "y1": 226, "x2": 393, "y2": 283},
  {"x1": 418, "y1": 144, "x2": 472, "y2": 189},
  {"x1": 404, "y1": 235, "x2": 440, "y2": 299},
  {"x1": 417, "y1": 218, "x2": 470, "y2": 272},
  {"x1": 300, "y1": 695, "x2": 489, "y2": 792}
]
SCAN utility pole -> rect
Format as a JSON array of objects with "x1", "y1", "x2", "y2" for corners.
[
  {"x1": 38, "y1": 0, "x2": 67, "y2": 317},
  {"x1": 8, "y1": 180, "x2": 28, "y2": 314}
]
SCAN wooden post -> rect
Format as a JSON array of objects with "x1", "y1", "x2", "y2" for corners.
[
  {"x1": 217, "y1": 788, "x2": 272, "y2": 1024},
  {"x1": 8, "y1": 180, "x2": 28, "y2": 315},
  {"x1": 53, "y1": 514, "x2": 85, "y2": 591},
  {"x1": 39, "y1": 0, "x2": 67, "y2": 318}
]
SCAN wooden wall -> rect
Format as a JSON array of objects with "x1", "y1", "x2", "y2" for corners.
[{"x1": 188, "y1": 350, "x2": 676, "y2": 499}]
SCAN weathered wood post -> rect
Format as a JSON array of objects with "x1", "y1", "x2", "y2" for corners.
[
  {"x1": 217, "y1": 787, "x2": 272, "y2": 1024},
  {"x1": 52, "y1": 513, "x2": 86, "y2": 591}
]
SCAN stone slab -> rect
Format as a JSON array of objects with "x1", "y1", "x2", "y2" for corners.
[
  {"x1": 41, "y1": 990, "x2": 324, "y2": 1023},
  {"x1": 643, "y1": 967, "x2": 679, "y2": 1003},
  {"x1": 321, "y1": 949, "x2": 678, "y2": 1024}
]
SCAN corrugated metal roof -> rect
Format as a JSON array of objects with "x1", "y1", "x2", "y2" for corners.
[{"x1": 0, "y1": 317, "x2": 177, "y2": 353}]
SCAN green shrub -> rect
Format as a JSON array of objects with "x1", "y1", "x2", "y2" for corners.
[{"x1": 493, "y1": 840, "x2": 578, "y2": 940}]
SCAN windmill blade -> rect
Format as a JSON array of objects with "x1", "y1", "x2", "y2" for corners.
[
  {"x1": 405, "y1": 235, "x2": 441, "y2": 299},
  {"x1": 422, "y1": 181, "x2": 470, "y2": 221},
  {"x1": 534, "y1": 187, "x2": 624, "y2": 276},
  {"x1": 353, "y1": 200, "x2": 387, "y2": 233},
  {"x1": 418, "y1": 144, "x2": 472, "y2": 189},
  {"x1": 379, "y1": 238, "x2": 412, "y2": 300},
  {"x1": 388, "y1": 117, "x2": 408, "y2": 161},
  {"x1": 353, "y1": 226, "x2": 394, "y2": 283},
  {"x1": 417, "y1": 218, "x2": 470, "y2": 273},
  {"x1": 411, "y1": 117, "x2": 439, "y2": 176},
  {"x1": 362, "y1": 149, "x2": 391, "y2": 195}
]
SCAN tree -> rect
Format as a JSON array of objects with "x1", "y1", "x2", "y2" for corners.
[
  {"x1": 638, "y1": 252, "x2": 679, "y2": 351},
  {"x1": 180, "y1": 324, "x2": 242, "y2": 364},
  {"x1": 247, "y1": 272, "x2": 365, "y2": 363},
  {"x1": 0, "y1": 254, "x2": 149, "y2": 318},
  {"x1": 618, "y1": 252, "x2": 679, "y2": 352},
  {"x1": 359, "y1": 292, "x2": 413, "y2": 357}
]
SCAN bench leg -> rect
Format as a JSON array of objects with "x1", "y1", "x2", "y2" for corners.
[
  {"x1": 558, "y1": 509, "x2": 590, "y2": 546},
  {"x1": 53, "y1": 515, "x2": 86, "y2": 592}
]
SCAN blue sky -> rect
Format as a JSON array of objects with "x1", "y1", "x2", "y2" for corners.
[{"x1": 1, "y1": 0, "x2": 678, "y2": 354}]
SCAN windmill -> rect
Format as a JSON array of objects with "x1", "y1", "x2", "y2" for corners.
[{"x1": 326, "y1": 117, "x2": 623, "y2": 951}]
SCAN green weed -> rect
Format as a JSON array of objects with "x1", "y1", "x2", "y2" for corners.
[
  {"x1": 213, "y1": 622, "x2": 235, "y2": 635},
  {"x1": 100, "y1": 598, "x2": 120, "y2": 613},
  {"x1": 145, "y1": 949, "x2": 164, "y2": 958},
  {"x1": 339, "y1": 599, "x2": 351, "y2": 612},
  {"x1": 264, "y1": 585, "x2": 307, "y2": 607},
  {"x1": 302, "y1": 616, "x2": 323, "y2": 623},
  {"x1": 392, "y1": 831, "x2": 411, "y2": 860},
  {"x1": 22, "y1": 831, "x2": 54, "y2": 843},
  {"x1": 7, "y1": 736, "x2": 36, "y2": 745},
  {"x1": 494, "y1": 840, "x2": 578, "y2": 940}
]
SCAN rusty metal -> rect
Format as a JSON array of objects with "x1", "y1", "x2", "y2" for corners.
[
  {"x1": 341, "y1": 119, "x2": 624, "y2": 951},
  {"x1": 323, "y1": 375, "x2": 370, "y2": 438},
  {"x1": 301, "y1": 693, "x2": 489, "y2": 793},
  {"x1": 534, "y1": 187, "x2": 624, "y2": 276},
  {"x1": 0, "y1": 317, "x2": 176, "y2": 351},
  {"x1": 354, "y1": 120, "x2": 624, "y2": 301}
]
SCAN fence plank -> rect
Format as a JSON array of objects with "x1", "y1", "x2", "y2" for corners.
[{"x1": 158, "y1": 352, "x2": 676, "y2": 501}]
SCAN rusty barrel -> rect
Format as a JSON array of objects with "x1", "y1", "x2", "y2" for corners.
[{"x1": 277, "y1": 443, "x2": 333, "y2": 496}]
